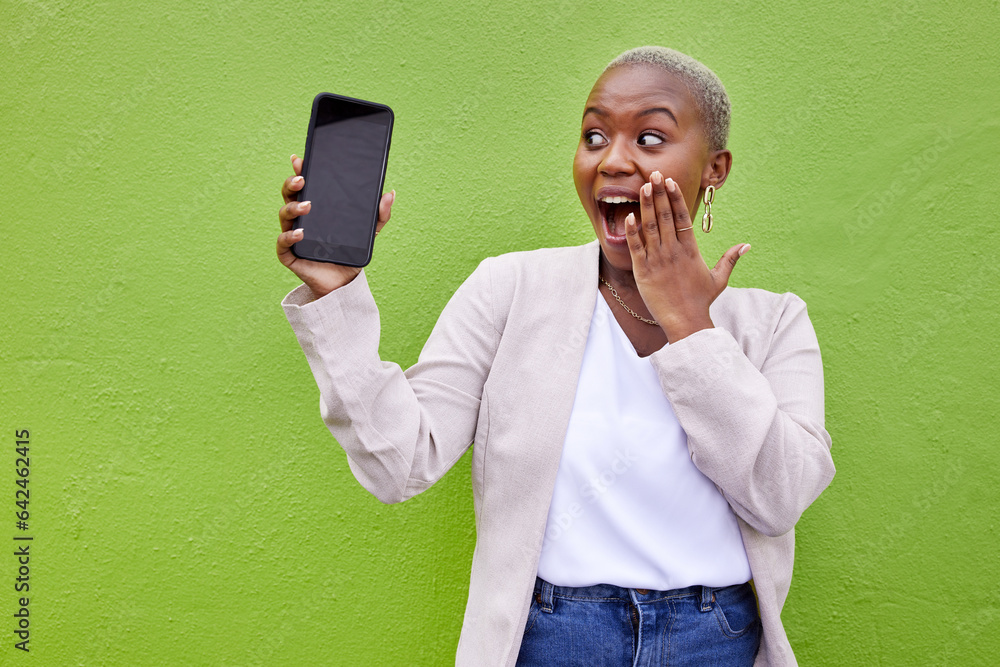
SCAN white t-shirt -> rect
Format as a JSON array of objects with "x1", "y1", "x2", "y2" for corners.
[{"x1": 536, "y1": 293, "x2": 752, "y2": 590}]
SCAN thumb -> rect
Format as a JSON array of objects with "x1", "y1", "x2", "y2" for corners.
[
  {"x1": 375, "y1": 189, "x2": 395, "y2": 235},
  {"x1": 713, "y1": 243, "x2": 751, "y2": 285}
]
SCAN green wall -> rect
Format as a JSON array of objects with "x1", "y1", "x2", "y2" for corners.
[{"x1": 3, "y1": 0, "x2": 998, "y2": 664}]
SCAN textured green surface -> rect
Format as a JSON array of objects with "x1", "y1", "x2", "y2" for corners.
[{"x1": 2, "y1": 0, "x2": 998, "y2": 664}]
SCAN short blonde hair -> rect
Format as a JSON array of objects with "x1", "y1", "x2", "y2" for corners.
[{"x1": 605, "y1": 46, "x2": 731, "y2": 151}]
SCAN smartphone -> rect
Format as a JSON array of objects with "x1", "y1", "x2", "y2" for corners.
[{"x1": 291, "y1": 92, "x2": 393, "y2": 266}]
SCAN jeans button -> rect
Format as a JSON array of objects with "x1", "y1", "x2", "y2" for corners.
[{"x1": 635, "y1": 589, "x2": 649, "y2": 595}]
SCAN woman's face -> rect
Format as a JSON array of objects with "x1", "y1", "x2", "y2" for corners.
[{"x1": 573, "y1": 64, "x2": 717, "y2": 273}]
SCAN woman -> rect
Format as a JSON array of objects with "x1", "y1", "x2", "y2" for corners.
[{"x1": 276, "y1": 46, "x2": 834, "y2": 666}]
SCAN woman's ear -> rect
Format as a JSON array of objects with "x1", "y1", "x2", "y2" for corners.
[{"x1": 702, "y1": 149, "x2": 733, "y2": 189}]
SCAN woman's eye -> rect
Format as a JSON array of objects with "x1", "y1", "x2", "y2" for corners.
[
  {"x1": 584, "y1": 131, "x2": 608, "y2": 146},
  {"x1": 638, "y1": 133, "x2": 664, "y2": 146}
]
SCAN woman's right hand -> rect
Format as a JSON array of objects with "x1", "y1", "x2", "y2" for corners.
[{"x1": 276, "y1": 154, "x2": 395, "y2": 299}]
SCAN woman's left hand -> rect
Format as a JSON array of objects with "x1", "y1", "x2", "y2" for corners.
[{"x1": 625, "y1": 170, "x2": 750, "y2": 342}]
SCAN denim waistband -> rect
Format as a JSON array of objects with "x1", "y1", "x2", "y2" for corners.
[{"x1": 532, "y1": 576, "x2": 751, "y2": 609}]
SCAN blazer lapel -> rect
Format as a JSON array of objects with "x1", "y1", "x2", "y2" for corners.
[
  {"x1": 532, "y1": 238, "x2": 602, "y2": 486},
  {"x1": 470, "y1": 240, "x2": 603, "y2": 663},
  {"x1": 503, "y1": 239, "x2": 602, "y2": 550}
]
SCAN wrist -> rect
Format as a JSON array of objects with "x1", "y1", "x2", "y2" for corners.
[
  {"x1": 304, "y1": 269, "x2": 361, "y2": 300},
  {"x1": 660, "y1": 313, "x2": 714, "y2": 343},
  {"x1": 302, "y1": 284, "x2": 327, "y2": 301}
]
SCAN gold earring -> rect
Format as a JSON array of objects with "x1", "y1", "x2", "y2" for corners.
[{"x1": 702, "y1": 185, "x2": 715, "y2": 233}]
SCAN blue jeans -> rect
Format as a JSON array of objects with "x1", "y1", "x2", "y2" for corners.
[{"x1": 515, "y1": 577, "x2": 761, "y2": 666}]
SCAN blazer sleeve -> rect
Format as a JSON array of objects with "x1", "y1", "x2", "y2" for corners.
[
  {"x1": 281, "y1": 260, "x2": 499, "y2": 504},
  {"x1": 648, "y1": 293, "x2": 834, "y2": 537}
]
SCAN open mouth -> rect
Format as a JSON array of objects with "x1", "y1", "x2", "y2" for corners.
[{"x1": 598, "y1": 195, "x2": 641, "y2": 239}]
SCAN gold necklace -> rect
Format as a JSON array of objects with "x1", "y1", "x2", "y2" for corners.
[{"x1": 599, "y1": 275, "x2": 659, "y2": 326}]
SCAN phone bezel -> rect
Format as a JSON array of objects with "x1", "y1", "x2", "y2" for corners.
[{"x1": 291, "y1": 92, "x2": 394, "y2": 267}]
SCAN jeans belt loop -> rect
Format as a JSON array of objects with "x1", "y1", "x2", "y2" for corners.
[
  {"x1": 700, "y1": 585, "x2": 714, "y2": 613},
  {"x1": 540, "y1": 579, "x2": 555, "y2": 614}
]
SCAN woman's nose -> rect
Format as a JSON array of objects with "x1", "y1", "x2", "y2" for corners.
[{"x1": 599, "y1": 139, "x2": 636, "y2": 176}]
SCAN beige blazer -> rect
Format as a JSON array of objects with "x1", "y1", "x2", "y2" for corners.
[{"x1": 282, "y1": 239, "x2": 835, "y2": 666}]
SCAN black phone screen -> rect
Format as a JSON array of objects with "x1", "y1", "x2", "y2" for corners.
[{"x1": 293, "y1": 94, "x2": 393, "y2": 266}]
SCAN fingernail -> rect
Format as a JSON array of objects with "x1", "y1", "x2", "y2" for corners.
[
  {"x1": 300, "y1": 200, "x2": 311, "y2": 209},
  {"x1": 295, "y1": 228, "x2": 304, "y2": 237},
  {"x1": 390, "y1": 189, "x2": 396, "y2": 202},
  {"x1": 626, "y1": 212, "x2": 635, "y2": 226},
  {"x1": 739, "y1": 243, "x2": 751, "y2": 256},
  {"x1": 651, "y1": 171, "x2": 662, "y2": 184},
  {"x1": 291, "y1": 154, "x2": 297, "y2": 162},
  {"x1": 665, "y1": 178, "x2": 676, "y2": 193},
  {"x1": 642, "y1": 183, "x2": 652, "y2": 197},
  {"x1": 293, "y1": 176, "x2": 303, "y2": 185}
]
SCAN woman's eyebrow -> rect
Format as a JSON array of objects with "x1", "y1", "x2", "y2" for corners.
[
  {"x1": 638, "y1": 107, "x2": 678, "y2": 126},
  {"x1": 581, "y1": 106, "x2": 678, "y2": 127}
]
